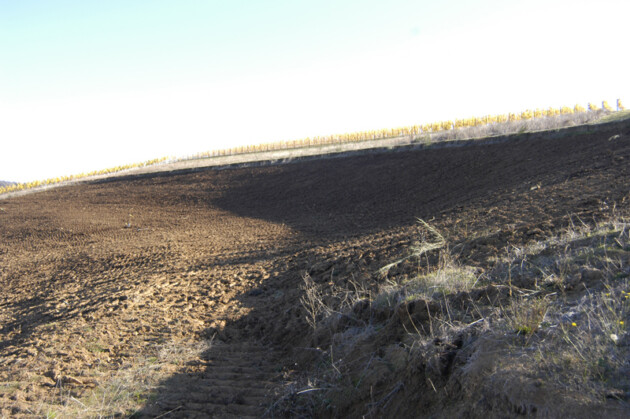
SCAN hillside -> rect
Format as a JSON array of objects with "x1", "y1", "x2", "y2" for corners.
[
  {"x1": 1, "y1": 119, "x2": 629, "y2": 417},
  {"x1": 2, "y1": 108, "x2": 626, "y2": 199},
  {"x1": 0, "y1": 181, "x2": 15, "y2": 188}
]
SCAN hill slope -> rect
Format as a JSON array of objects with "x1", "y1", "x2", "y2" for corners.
[{"x1": 0, "y1": 120, "x2": 629, "y2": 417}]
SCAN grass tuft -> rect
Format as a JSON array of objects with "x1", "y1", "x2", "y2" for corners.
[
  {"x1": 28, "y1": 338, "x2": 212, "y2": 418},
  {"x1": 283, "y1": 214, "x2": 630, "y2": 416}
]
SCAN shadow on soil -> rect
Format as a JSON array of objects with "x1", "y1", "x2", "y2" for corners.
[
  {"x1": 202, "y1": 123, "x2": 628, "y2": 240},
  {"x1": 133, "y1": 123, "x2": 630, "y2": 417},
  {"x1": 132, "y1": 231, "x2": 362, "y2": 417}
]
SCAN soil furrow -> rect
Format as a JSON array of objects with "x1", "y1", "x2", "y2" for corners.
[{"x1": 1, "y1": 120, "x2": 629, "y2": 417}]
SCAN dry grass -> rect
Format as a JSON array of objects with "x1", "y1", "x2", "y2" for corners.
[
  {"x1": 489, "y1": 217, "x2": 630, "y2": 401},
  {"x1": 430, "y1": 109, "x2": 609, "y2": 143},
  {"x1": 280, "y1": 214, "x2": 630, "y2": 416},
  {"x1": 596, "y1": 110, "x2": 630, "y2": 124},
  {"x1": 27, "y1": 339, "x2": 212, "y2": 418}
]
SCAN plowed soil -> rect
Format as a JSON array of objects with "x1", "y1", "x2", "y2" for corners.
[{"x1": 1, "y1": 121, "x2": 630, "y2": 417}]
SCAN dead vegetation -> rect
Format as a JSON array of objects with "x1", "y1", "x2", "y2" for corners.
[
  {"x1": 1, "y1": 338, "x2": 212, "y2": 418},
  {"x1": 1, "y1": 115, "x2": 629, "y2": 417},
  {"x1": 272, "y1": 216, "x2": 630, "y2": 418},
  {"x1": 428, "y1": 108, "x2": 613, "y2": 143}
]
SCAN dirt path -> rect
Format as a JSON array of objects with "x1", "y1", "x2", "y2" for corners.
[{"x1": 0, "y1": 120, "x2": 629, "y2": 417}]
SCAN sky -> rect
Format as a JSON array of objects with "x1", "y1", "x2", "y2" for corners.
[{"x1": 1, "y1": 0, "x2": 629, "y2": 182}]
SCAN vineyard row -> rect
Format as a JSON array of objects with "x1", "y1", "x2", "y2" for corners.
[
  {"x1": 187, "y1": 100, "x2": 624, "y2": 159},
  {"x1": 0, "y1": 99, "x2": 624, "y2": 196},
  {"x1": 0, "y1": 157, "x2": 168, "y2": 195}
]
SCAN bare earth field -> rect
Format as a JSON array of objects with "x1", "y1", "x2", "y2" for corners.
[{"x1": 1, "y1": 120, "x2": 630, "y2": 417}]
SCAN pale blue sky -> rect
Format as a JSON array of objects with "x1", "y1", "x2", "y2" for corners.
[{"x1": 1, "y1": 0, "x2": 628, "y2": 182}]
